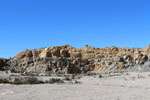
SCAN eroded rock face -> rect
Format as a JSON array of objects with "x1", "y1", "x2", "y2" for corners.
[
  {"x1": 1, "y1": 45, "x2": 150, "y2": 74},
  {"x1": 15, "y1": 50, "x2": 33, "y2": 59},
  {"x1": 14, "y1": 45, "x2": 149, "y2": 60}
]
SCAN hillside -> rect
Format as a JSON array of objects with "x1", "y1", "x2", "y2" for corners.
[{"x1": 1, "y1": 45, "x2": 150, "y2": 74}]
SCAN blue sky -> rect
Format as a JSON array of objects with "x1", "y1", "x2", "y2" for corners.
[{"x1": 0, "y1": 0, "x2": 150, "y2": 58}]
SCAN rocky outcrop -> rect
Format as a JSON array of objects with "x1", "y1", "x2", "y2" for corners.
[
  {"x1": 0, "y1": 58, "x2": 9, "y2": 70},
  {"x1": 1, "y1": 45, "x2": 150, "y2": 74},
  {"x1": 14, "y1": 45, "x2": 149, "y2": 60}
]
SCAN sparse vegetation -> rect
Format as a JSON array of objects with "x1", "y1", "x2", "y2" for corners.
[
  {"x1": 11, "y1": 78, "x2": 24, "y2": 85},
  {"x1": 0, "y1": 77, "x2": 44, "y2": 85},
  {"x1": 48, "y1": 78, "x2": 64, "y2": 84},
  {"x1": 0, "y1": 75, "x2": 80, "y2": 85},
  {"x1": 75, "y1": 80, "x2": 81, "y2": 84},
  {"x1": 64, "y1": 75, "x2": 71, "y2": 81},
  {"x1": 87, "y1": 72, "x2": 97, "y2": 76},
  {"x1": 99, "y1": 74, "x2": 102, "y2": 78},
  {"x1": 71, "y1": 74, "x2": 82, "y2": 79},
  {"x1": 71, "y1": 74, "x2": 76, "y2": 79},
  {"x1": 24, "y1": 77, "x2": 44, "y2": 84},
  {"x1": 0, "y1": 78, "x2": 9, "y2": 83}
]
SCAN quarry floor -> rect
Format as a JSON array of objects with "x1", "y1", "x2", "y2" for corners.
[{"x1": 0, "y1": 72, "x2": 150, "y2": 100}]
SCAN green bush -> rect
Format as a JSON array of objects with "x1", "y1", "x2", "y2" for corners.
[
  {"x1": 64, "y1": 76, "x2": 71, "y2": 81},
  {"x1": 0, "y1": 77, "x2": 44, "y2": 85},
  {"x1": 0, "y1": 77, "x2": 65, "y2": 85},
  {"x1": 25, "y1": 77, "x2": 44, "y2": 84},
  {"x1": 11, "y1": 78, "x2": 23, "y2": 85},
  {"x1": 0, "y1": 78, "x2": 9, "y2": 83},
  {"x1": 48, "y1": 78, "x2": 64, "y2": 84},
  {"x1": 99, "y1": 74, "x2": 102, "y2": 78}
]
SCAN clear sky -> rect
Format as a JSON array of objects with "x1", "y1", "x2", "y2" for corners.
[{"x1": 0, "y1": 0, "x2": 150, "y2": 58}]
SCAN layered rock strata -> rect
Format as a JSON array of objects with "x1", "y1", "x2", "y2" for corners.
[{"x1": 1, "y1": 45, "x2": 150, "y2": 74}]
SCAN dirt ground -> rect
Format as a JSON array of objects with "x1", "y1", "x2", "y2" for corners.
[{"x1": 0, "y1": 72, "x2": 150, "y2": 100}]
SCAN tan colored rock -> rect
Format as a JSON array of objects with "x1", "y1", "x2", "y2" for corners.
[
  {"x1": 136, "y1": 54, "x2": 148, "y2": 62},
  {"x1": 114, "y1": 62, "x2": 124, "y2": 69},
  {"x1": 6, "y1": 45, "x2": 150, "y2": 74},
  {"x1": 39, "y1": 48, "x2": 48, "y2": 58},
  {"x1": 69, "y1": 49, "x2": 82, "y2": 58},
  {"x1": 51, "y1": 47, "x2": 60, "y2": 57},
  {"x1": 13, "y1": 45, "x2": 150, "y2": 61},
  {"x1": 67, "y1": 59, "x2": 82, "y2": 73},
  {"x1": 60, "y1": 49, "x2": 70, "y2": 57},
  {"x1": 124, "y1": 55, "x2": 132, "y2": 61},
  {"x1": 15, "y1": 50, "x2": 33, "y2": 59},
  {"x1": 94, "y1": 65, "x2": 107, "y2": 70},
  {"x1": 143, "y1": 45, "x2": 150, "y2": 55}
]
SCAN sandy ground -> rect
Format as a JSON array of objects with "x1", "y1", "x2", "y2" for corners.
[{"x1": 0, "y1": 72, "x2": 150, "y2": 100}]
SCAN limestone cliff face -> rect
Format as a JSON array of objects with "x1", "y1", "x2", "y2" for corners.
[
  {"x1": 1, "y1": 45, "x2": 150, "y2": 74},
  {"x1": 14, "y1": 45, "x2": 149, "y2": 59}
]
